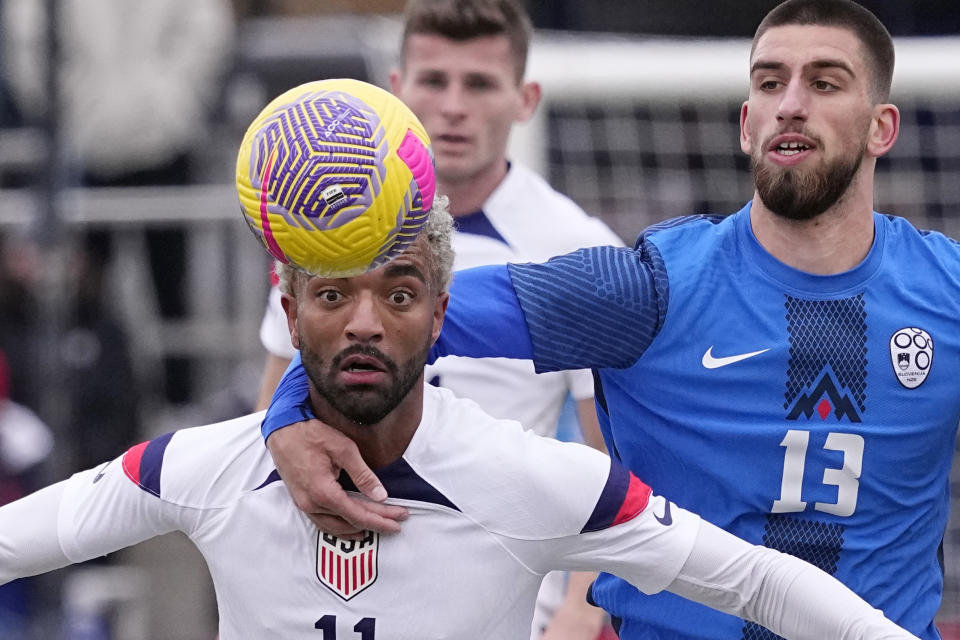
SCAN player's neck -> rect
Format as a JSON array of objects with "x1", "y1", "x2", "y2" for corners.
[
  {"x1": 309, "y1": 382, "x2": 425, "y2": 470},
  {"x1": 440, "y1": 160, "x2": 509, "y2": 217},
  {"x1": 749, "y1": 181, "x2": 876, "y2": 275}
]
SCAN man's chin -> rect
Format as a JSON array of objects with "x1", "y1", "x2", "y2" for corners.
[{"x1": 324, "y1": 386, "x2": 396, "y2": 426}]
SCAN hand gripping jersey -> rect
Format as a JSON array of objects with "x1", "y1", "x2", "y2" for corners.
[
  {"x1": 425, "y1": 203, "x2": 960, "y2": 639},
  {"x1": 21, "y1": 385, "x2": 698, "y2": 639},
  {"x1": 260, "y1": 162, "x2": 623, "y2": 439}
]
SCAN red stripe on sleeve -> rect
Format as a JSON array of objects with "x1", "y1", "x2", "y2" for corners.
[
  {"x1": 612, "y1": 473, "x2": 652, "y2": 525},
  {"x1": 122, "y1": 441, "x2": 149, "y2": 485}
]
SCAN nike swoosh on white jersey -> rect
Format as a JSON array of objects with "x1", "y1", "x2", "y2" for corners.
[{"x1": 701, "y1": 346, "x2": 770, "y2": 369}]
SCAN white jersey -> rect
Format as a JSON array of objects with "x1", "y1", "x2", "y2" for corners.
[
  {"x1": 260, "y1": 162, "x2": 624, "y2": 439},
  {"x1": 25, "y1": 386, "x2": 697, "y2": 639}
]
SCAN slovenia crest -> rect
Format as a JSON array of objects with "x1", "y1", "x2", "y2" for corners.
[
  {"x1": 316, "y1": 531, "x2": 379, "y2": 600},
  {"x1": 889, "y1": 327, "x2": 933, "y2": 389}
]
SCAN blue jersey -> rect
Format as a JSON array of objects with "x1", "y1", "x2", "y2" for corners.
[
  {"x1": 263, "y1": 202, "x2": 960, "y2": 639},
  {"x1": 434, "y1": 203, "x2": 960, "y2": 639}
]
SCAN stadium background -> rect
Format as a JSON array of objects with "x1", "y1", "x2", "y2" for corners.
[{"x1": 0, "y1": 1, "x2": 957, "y2": 637}]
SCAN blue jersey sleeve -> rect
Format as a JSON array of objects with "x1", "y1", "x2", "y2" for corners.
[
  {"x1": 430, "y1": 264, "x2": 535, "y2": 361},
  {"x1": 507, "y1": 244, "x2": 666, "y2": 372},
  {"x1": 261, "y1": 353, "x2": 314, "y2": 441}
]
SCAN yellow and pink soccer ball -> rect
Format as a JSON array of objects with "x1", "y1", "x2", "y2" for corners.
[{"x1": 236, "y1": 79, "x2": 435, "y2": 277}]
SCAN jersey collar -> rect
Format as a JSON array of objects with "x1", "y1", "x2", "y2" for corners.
[{"x1": 736, "y1": 201, "x2": 886, "y2": 296}]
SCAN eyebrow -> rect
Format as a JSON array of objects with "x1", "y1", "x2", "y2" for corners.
[
  {"x1": 382, "y1": 262, "x2": 427, "y2": 284},
  {"x1": 750, "y1": 58, "x2": 856, "y2": 78}
]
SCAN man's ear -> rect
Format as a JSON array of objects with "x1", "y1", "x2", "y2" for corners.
[
  {"x1": 389, "y1": 67, "x2": 403, "y2": 95},
  {"x1": 431, "y1": 292, "x2": 450, "y2": 343},
  {"x1": 866, "y1": 103, "x2": 899, "y2": 158},
  {"x1": 739, "y1": 101, "x2": 753, "y2": 155},
  {"x1": 280, "y1": 292, "x2": 301, "y2": 350},
  {"x1": 515, "y1": 81, "x2": 542, "y2": 124}
]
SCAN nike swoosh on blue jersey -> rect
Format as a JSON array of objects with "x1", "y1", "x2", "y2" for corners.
[{"x1": 701, "y1": 346, "x2": 770, "y2": 369}]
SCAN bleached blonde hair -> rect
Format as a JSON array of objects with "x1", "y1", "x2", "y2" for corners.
[{"x1": 276, "y1": 195, "x2": 454, "y2": 296}]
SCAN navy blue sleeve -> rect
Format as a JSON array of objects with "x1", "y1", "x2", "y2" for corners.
[
  {"x1": 507, "y1": 244, "x2": 666, "y2": 372},
  {"x1": 429, "y1": 264, "x2": 535, "y2": 362}
]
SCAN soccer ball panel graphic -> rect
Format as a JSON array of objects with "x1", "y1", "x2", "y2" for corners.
[{"x1": 237, "y1": 79, "x2": 435, "y2": 277}]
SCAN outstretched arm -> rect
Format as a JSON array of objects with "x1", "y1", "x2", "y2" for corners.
[
  {"x1": 529, "y1": 490, "x2": 917, "y2": 640},
  {"x1": 0, "y1": 481, "x2": 70, "y2": 583},
  {"x1": 668, "y1": 519, "x2": 918, "y2": 639},
  {"x1": 0, "y1": 455, "x2": 180, "y2": 585}
]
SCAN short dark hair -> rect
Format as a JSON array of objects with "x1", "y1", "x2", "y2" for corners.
[
  {"x1": 400, "y1": 0, "x2": 533, "y2": 81},
  {"x1": 752, "y1": 0, "x2": 895, "y2": 102}
]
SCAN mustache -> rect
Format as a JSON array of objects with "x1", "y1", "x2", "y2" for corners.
[{"x1": 330, "y1": 344, "x2": 398, "y2": 374}]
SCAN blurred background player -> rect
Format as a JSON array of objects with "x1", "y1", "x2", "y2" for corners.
[{"x1": 254, "y1": 1, "x2": 623, "y2": 637}]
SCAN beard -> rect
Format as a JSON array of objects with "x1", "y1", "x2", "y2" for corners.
[
  {"x1": 752, "y1": 134, "x2": 866, "y2": 221},
  {"x1": 300, "y1": 341, "x2": 429, "y2": 426}
]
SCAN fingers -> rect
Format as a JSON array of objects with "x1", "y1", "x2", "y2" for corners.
[
  {"x1": 307, "y1": 502, "x2": 410, "y2": 539},
  {"x1": 266, "y1": 418, "x2": 409, "y2": 535},
  {"x1": 335, "y1": 441, "x2": 389, "y2": 502},
  {"x1": 310, "y1": 487, "x2": 409, "y2": 535}
]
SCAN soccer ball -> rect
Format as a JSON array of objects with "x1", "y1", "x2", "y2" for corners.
[{"x1": 236, "y1": 79, "x2": 435, "y2": 277}]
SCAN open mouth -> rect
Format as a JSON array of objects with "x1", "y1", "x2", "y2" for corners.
[
  {"x1": 340, "y1": 355, "x2": 386, "y2": 374},
  {"x1": 775, "y1": 141, "x2": 812, "y2": 156}
]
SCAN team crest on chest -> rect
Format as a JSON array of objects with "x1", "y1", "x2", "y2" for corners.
[
  {"x1": 889, "y1": 327, "x2": 933, "y2": 389},
  {"x1": 316, "y1": 531, "x2": 379, "y2": 600}
]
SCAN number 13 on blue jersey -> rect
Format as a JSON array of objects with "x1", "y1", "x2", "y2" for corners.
[{"x1": 771, "y1": 430, "x2": 864, "y2": 516}]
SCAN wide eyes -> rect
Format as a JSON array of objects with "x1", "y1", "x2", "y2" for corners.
[
  {"x1": 313, "y1": 288, "x2": 415, "y2": 306},
  {"x1": 317, "y1": 289, "x2": 342, "y2": 303},
  {"x1": 389, "y1": 291, "x2": 415, "y2": 306}
]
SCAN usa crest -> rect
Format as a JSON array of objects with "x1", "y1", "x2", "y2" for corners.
[
  {"x1": 316, "y1": 531, "x2": 379, "y2": 600},
  {"x1": 889, "y1": 327, "x2": 933, "y2": 389}
]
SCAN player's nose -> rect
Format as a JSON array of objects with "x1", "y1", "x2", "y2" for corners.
[
  {"x1": 777, "y1": 78, "x2": 809, "y2": 122},
  {"x1": 439, "y1": 83, "x2": 468, "y2": 118},
  {"x1": 344, "y1": 292, "x2": 384, "y2": 343}
]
